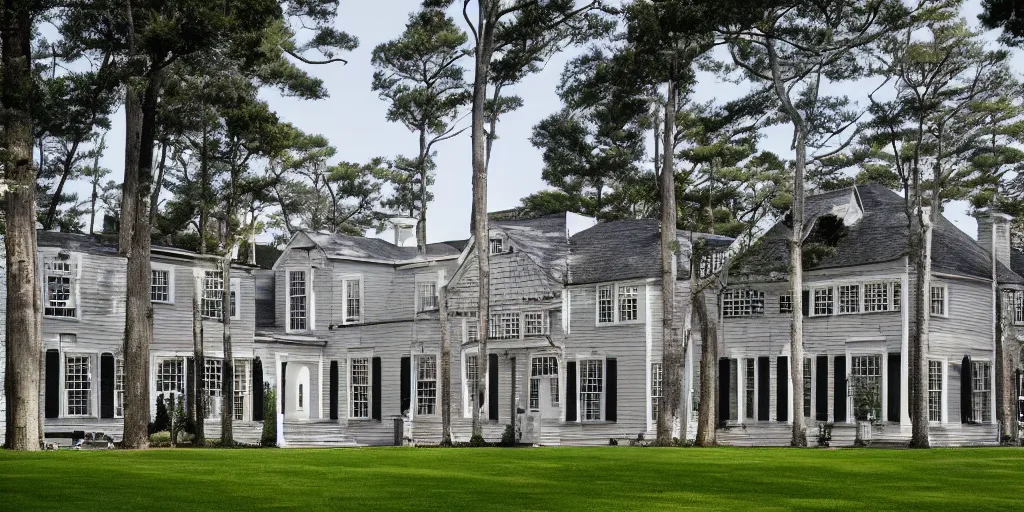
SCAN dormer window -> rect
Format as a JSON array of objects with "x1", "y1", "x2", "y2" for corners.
[{"x1": 489, "y1": 238, "x2": 504, "y2": 255}]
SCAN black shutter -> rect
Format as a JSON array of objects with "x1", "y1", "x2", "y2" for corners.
[
  {"x1": 329, "y1": 361, "x2": 339, "y2": 420},
  {"x1": 100, "y1": 353, "x2": 115, "y2": 419},
  {"x1": 815, "y1": 355, "x2": 828, "y2": 421},
  {"x1": 488, "y1": 354, "x2": 499, "y2": 421},
  {"x1": 252, "y1": 358, "x2": 264, "y2": 421},
  {"x1": 757, "y1": 356, "x2": 770, "y2": 421},
  {"x1": 281, "y1": 362, "x2": 287, "y2": 413},
  {"x1": 46, "y1": 349, "x2": 60, "y2": 418},
  {"x1": 400, "y1": 356, "x2": 411, "y2": 414},
  {"x1": 961, "y1": 355, "x2": 973, "y2": 423},
  {"x1": 717, "y1": 358, "x2": 730, "y2": 424},
  {"x1": 776, "y1": 356, "x2": 789, "y2": 422},
  {"x1": 834, "y1": 356, "x2": 847, "y2": 423},
  {"x1": 801, "y1": 290, "x2": 810, "y2": 316},
  {"x1": 887, "y1": 353, "x2": 900, "y2": 422},
  {"x1": 605, "y1": 358, "x2": 617, "y2": 422},
  {"x1": 566, "y1": 361, "x2": 577, "y2": 421},
  {"x1": 372, "y1": 357, "x2": 382, "y2": 421}
]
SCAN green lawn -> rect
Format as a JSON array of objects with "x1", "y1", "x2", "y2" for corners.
[{"x1": 1, "y1": 447, "x2": 1022, "y2": 511}]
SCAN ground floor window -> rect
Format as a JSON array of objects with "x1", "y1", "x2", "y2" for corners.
[
  {"x1": 803, "y1": 358, "x2": 812, "y2": 418},
  {"x1": 580, "y1": 359, "x2": 603, "y2": 421},
  {"x1": 530, "y1": 356, "x2": 559, "y2": 411},
  {"x1": 205, "y1": 359, "x2": 223, "y2": 398},
  {"x1": 744, "y1": 359, "x2": 755, "y2": 420},
  {"x1": 233, "y1": 359, "x2": 249, "y2": 421},
  {"x1": 65, "y1": 355, "x2": 92, "y2": 416},
  {"x1": 691, "y1": 365, "x2": 701, "y2": 415},
  {"x1": 417, "y1": 355, "x2": 437, "y2": 415},
  {"x1": 156, "y1": 358, "x2": 185, "y2": 395},
  {"x1": 972, "y1": 361, "x2": 992, "y2": 423},
  {"x1": 465, "y1": 354, "x2": 479, "y2": 416},
  {"x1": 928, "y1": 360, "x2": 942, "y2": 422},
  {"x1": 351, "y1": 358, "x2": 370, "y2": 419},
  {"x1": 651, "y1": 362, "x2": 663, "y2": 422},
  {"x1": 851, "y1": 355, "x2": 882, "y2": 420},
  {"x1": 115, "y1": 357, "x2": 125, "y2": 418}
]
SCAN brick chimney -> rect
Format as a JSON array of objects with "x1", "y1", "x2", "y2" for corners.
[{"x1": 975, "y1": 210, "x2": 1013, "y2": 269}]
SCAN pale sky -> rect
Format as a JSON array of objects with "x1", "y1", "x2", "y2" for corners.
[{"x1": 70, "y1": 0, "x2": 1020, "y2": 245}]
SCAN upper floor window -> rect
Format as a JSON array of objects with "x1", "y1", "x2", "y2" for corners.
[
  {"x1": 892, "y1": 282, "x2": 902, "y2": 312},
  {"x1": 151, "y1": 269, "x2": 171, "y2": 303},
  {"x1": 202, "y1": 271, "x2": 224, "y2": 319},
  {"x1": 812, "y1": 287, "x2": 834, "y2": 316},
  {"x1": 722, "y1": 289, "x2": 765, "y2": 317},
  {"x1": 44, "y1": 256, "x2": 78, "y2": 318},
  {"x1": 597, "y1": 283, "x2": 642, "y2": 324},
  {"x1": 698, "y1": 249, "x2": 727, "y2": 279},
  {"x1": 489, "y1": 312, "x2": 520, "y2": 339},
  {"x1": 524, "y1": 311, "x2": 550, "y2": 336},
  {"x1": 344, "y1": 278, "x2": 362, "y2": 323},
  {"x1": 417, "y1": 281, "x2": 438, "y2": 312},
  {"x1": 489, "y1": 238, "x2": 504, "y2": 254},
  {"x1": 289, "y1": 270, "x2": 308, "y2": 331},
  {"x1": 779, "y1": 295, "x2": 793, "y2": 314},
  {"x1": 930, "y1": 285, "x2": 947, "y2": 317},
  {"x1": 838, "y1": 284, "x2": 860, "y2": 314},
  {"x1": 1006, "y1": 290, "x2": 1024, "y2": 325},
  {"x1": 464, "y1": 320, "x2": 479, "y2": 343},
  {"x1": 863, "y1": 282, "x2": 889, "y2": 312}
]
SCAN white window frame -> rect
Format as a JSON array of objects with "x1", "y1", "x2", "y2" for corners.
[
  {"x1": 63, "y1": 353, "x2": 93, "y2": 418},
  {"x1": 523, "y1": 311, "x2": 550, "y2": 337},
  {"x1": 415, "y1": 274, "x2": 439, "y2": 313},
  {"x1": 972, "y1": 360, "x2": 992, "y2": 424},
  {"x1": 201, "y1": 270, "x2": 225, "y2": 320},
  {"x1": 850, "y1": 354, "x2": 883, "y2": 422},
  {"x1": 930, "y1": 284, "x2": 948, "y2": 318},
  {"x1": 150, "y1": 263, "x2": 175, "y2": 304},
  {"x1": 415, "y1": 354, "x2": 438, "y2": 416},
  {"x1": 489, "y1": 312, "x2": 521, "y2": 340},
  {"x1": 1007, "y1": 289, "x2": 1024, "y2": 325},
  {"x1": 743, "y1": 358, "x2": 756, "y2": 421},
  {"x1": 577, "y1": 357, "x2": 605, "y2": 422},
  {"x1": 42, "y1": 253, "x2": 81, "y2": 320},
  {"x1": 862, "y1": 282, "x2": 890, "y2": 313},
  {"x1": 462, "y1": 318, "x2": 479, "y2": 344},
  {"x1": 462, "y1": 350, "x2": 481, "y2": 418},
  {"x1": 488, "y1": 237, "x2": 504, "y2": 255},
  {"x1": 233, "y1": 359, "x2": 249, "y2": 421},
  {"x1": 928, "y1": 359, "x2": 944, "y2": 423},
  {"x1": 594, "y1": 282, "x2": 644, "y2": 326},
  {"x1": 802, "y1": 356, "x2": 814, "y2": 419},
  {"x1": 722, "y1": 289, "x2": 766, "y2": 317},
  {"x1": 229, "y1": 277, "x2": 241, "y2": 321},
  {"x1": 651, "y1": 362, "x2": 663, "y2": 422},
  {"x1": 597, "y1": 285, "x2": 615, "y2": 324},
  {"x1": 341, "y1": 275, "x2": 363, "y2": 325},
  {"x1": 779, "y1": 295, "x2": 793, "y2": 314},
  {"x1": 812, "y1": 287, "x2": 834, "y2": 317},
  {"x1": 114, "y1": 357, "x2": 125, "y2": 418},
  {"x1": 287, "y1": 269, "x2": 309, "y2": 332},
  {"x1": 349, "y1": 356, "x2": 371, "y2": 420},
  {"x1": 837, "y1": 284, "x2": 861, "y2": 315}
]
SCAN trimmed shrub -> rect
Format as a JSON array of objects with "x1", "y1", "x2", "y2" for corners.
[{"x1": 260, "y1": 384, "x2": 277, "y2": 447}]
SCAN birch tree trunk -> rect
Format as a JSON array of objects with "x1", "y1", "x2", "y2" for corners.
[
  {"x1": 439, "y1": 285, "x2": 452, "y2": 445},
  {"x1": 221, "y1": 254, "x2": 234, "y2": 446},
  {"x1": 121, "y1": 73, "x2": 162, "y2": 449},
  {"x1": 657, "y1": 75, "x2": 681, "y2": 445},
  {"x1": 2, "y1": 0, "x2": 43, "y2": 450},
  {"x1": 909, "y1": 202, "x2": 932, "y2": 447},
  {"x1": 192, "y1": 273, "x2": 205, "y2": 446}
]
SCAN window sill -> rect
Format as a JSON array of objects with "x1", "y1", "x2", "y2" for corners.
[
  {"x1": 152, "y1": 301, "x2": 175, "y2": 306},
  {"x1": 44, "y1": 316, "x2": 80, "y2": 322}
]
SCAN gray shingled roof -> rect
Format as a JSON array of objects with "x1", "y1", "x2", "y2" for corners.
[
  {"x1": 37, "y1": 231, "x2": 119, "y2": 255},
  {"x1": 303, "y1": 231, "x2": 463, "y2": 262},
  {"x1": 566, "y1": 218, "x2": 732, "y2": 285},
  {"x1": 730, "y1": 183, "x2": 1024, "y2": 284},
  {"x1": 494, "y1": 214, "x2": 569, "y2": 283}
]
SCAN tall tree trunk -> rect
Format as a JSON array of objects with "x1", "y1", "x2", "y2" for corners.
[
  {"x1": 192, "y1": 273, "x2": 205, "y2": 446},
  {"x1": 120, "y1": 90, "x2": 142, "y2": 254},
  {"x1": 788, "y1": 127, "x2": 807, "y2": 447},
  {"x1": 121, "y1": 71, "x2": 162, "y2": 449},
  {"x1": 470, "y1": 2, "x2": 495, "y2": 440},
  {"x1": 657, "y1": 75, "x2": 681, "y2": 445},
  {"x1": 221, "y1": 254, "x2": 234, "y2": 446},
  {"x1": 439, "y1": 284, "x2": 452, "y2": 446},
  {"x1": 2, "y1": 0, "x2": 43, "y2": 450},
  {"x1": 198, "y1": 123, "x2": 209, "y2": 255},
  {"x1": 417, "y1": 128, "x2": 428, "y2": 254},
  {"x1": 149, "y1": 140, "x2": 167, "y2": 225},
  {"x1": 695, "y1": 286, "x2": 717, "y2": 446}
]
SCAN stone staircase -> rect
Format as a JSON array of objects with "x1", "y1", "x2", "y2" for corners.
[
  {"x1": 538, "y1": 419, "x2": 561, "y2": 446},
  {"x1": 283, "y1": 420, "x2": 358, "y2": 448}
]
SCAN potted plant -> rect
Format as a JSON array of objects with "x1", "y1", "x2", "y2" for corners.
[{"x1": 850, "y1": 376, "x2": 881, "y2": 447}]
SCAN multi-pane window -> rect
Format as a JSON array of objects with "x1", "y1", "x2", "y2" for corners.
[
  {"x1": 838, "y1": 285, "x2": 860, "y2": 314},
  {"x1": 931, "y1": 285, "x2": 947, "y2": 316},
  {"x1": 156, "y1": 358, "x2": 184, "y2": 394},
  {"x1": 779, "y1": 295, "x2": 793, "y2": 314},
  {"x1": 44, "y1": 258, "x2": 77, "y2": 318},
  {"x1": 345, "y1": 278, "x2": 361, "y2": 323},
  {"x1": 202, "y1": 271, "x2": 224, "y2": 319},
  {"x1": 489, "y1": 238, "x2": 504, "y2": 254},
  {"x1": 698, "y1": 249, "x2": 727, "y2": 278},
  {"x1": 972, "y1": 361, "x2": 992, "y2": 423},
  {"x1": 234, "y1": 360, "x2": 248, "y2": 421},
  {"x1": 744, "y1": 359, "x2": 755, "y2": 419},
  {"x1": 597, "y1": 286, "x2": 614, "y2": 324},
  {"x1": 489, "y1": 312, "x2": 520, "y2": 339},
  {"x1": 524, "y1": 312, "x2": 549, "y2": 336},
  {"x1": 928, "y1": 360, "x2": 942, "y2": 422},
  {"x1": 851, "y1": 355, "x2": 882, "y2": 420},
  {"x1": 289, "y1": 271, "x2": 307, "y2": 331},
  {"x1": 803, "y1": 358, "x2": 812, "y2": 418},
  {"x1": 65, "y1": 355, "x2": 91, "y2": 416},
  {"x1": 618, "y1": 286, "x2": 639, "y2": 322},
  {"x1": 417, "y1": 282, "x2": 438, "y2": 312},
  {"x1": 530, "y1": 357, "x2": 559, "y2": 411},
  {"x1": 417, "y1": 356, "x2": 437, "y2": 415},
  {"x1": 151, "y1": 269, "x2": 171, "y2": 302},
  {"x1": 465, "y1": 355, "x2": 479, "y2": 414},
  {"x1": 579, "y1": 359, "x2": 604, "y2": 421},
  {"x1": 892, "y1": 282, "x2": 902, "y2": 311},
  {"x1": 1006, "y1": 290, "x2": 1024, "y2": 325},
  {"x1": 205, "y1": 359, "x2": 223, "y2": 397},
  {"x1": 813, "y1": 287, "x2": 834, "y2": 316},
  {"x1": 114, "y1": 358, "x2": 125, "y2": 418},
  {"x1": 465, "y1": 321, "x2": 479, "y2": 343},
  {"x1": 351, "y1": 358, "x2": 370, "y2": 418},
  {"x1": 722, "y1": 289, "x2": 765, "y2": 317},
  {"x1": 691, "y1": 365, "x2": 701, "y2": 414},
  {"x1": 863, "y1": 283, "x2": 889, "y2": 312},
  {"x1": 651, "y1": 363, "x2": 663, "y2": 422}
]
